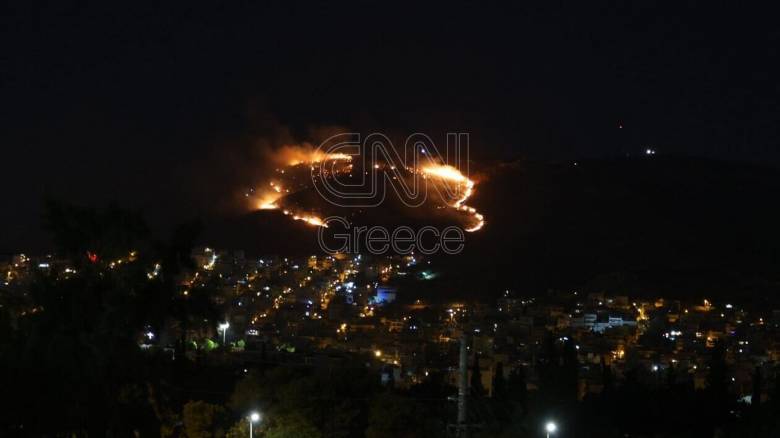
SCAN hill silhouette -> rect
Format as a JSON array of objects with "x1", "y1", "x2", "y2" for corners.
[{"x1": 201, "y1": 155, "x2": 780, "y2": 302}]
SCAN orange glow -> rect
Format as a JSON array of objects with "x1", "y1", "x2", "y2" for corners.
[
  {"x1": 251, "y1": 149, "x2": 486, "y2": 232},
  {"x1": 285, "y1": 210, "x2": 328, "y2": 228},
  {"x1": 421, "y1": 164, "x2": 485, "y2": 232},
  {"x1": 284, "y1": 149, "x2": 352, "y2": 166},
  {"x1": 250, "y1": 147, "x2": 352, "y2": 228}
]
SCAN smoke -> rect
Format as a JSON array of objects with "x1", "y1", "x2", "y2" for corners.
[
  {"x1": 190, "y1": 112, "x2": 487, "y2": 233},
  {"x1": 247, "y1": 149, "x2": 485, "y2": 232}
]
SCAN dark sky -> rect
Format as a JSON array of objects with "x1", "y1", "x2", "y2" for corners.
[{"x1": 2, "y1": 2, "x2": 779, "y2": 253}]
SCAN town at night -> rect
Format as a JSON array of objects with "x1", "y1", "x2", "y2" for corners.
[{"x1": 3, "y1": 2, "x2": 780, "y2": 437}]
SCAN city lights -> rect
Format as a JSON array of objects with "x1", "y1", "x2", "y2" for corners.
[
  {"x1": 218, "y1": 321, "x2": 230, "y2": 345},
  {"x1": 4, "y1": 5, "x2": 774, "y2": 436},
  {"x1": 248, "y1": 411, "x2": 261, "y2": 438}
]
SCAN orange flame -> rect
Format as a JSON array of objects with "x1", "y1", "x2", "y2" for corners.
[
  {"x1": 251, "y1": 150, "x2": 485, "y2": 232},
  {"x1": 421, "y1": 164, "x2": 485, "y2": 232}
]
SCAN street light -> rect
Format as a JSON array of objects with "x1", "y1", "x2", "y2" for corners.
[
  {"x1": 218, "y1": 321, "x2": 230, "y2": 345},
  {"x1": 248, "y1": 411, "x2": 261, "y2": 438},
  {"x1": 545, "y1": 421, "x2": 557, "y2": 438}
]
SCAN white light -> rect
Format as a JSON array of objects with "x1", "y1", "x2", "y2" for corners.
[
  {"x1": 219, "y1": 322, "x2": 230, "y2": 331},
  {"x1": 250, "y1": 412, "x2": 261, "y2": 422},
  {"x1": 545, "y1": 421, "x2": 557, "y2": 433}
]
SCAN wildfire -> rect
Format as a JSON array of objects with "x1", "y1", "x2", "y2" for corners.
[
  {"x1": 258, "y1": 198, "x2": 280, "y2": 210},
  {"x1": 421, "y1": 164, "x2": 485, "y2": 232},
  {"x1": 248, "y1": 149, "x2": 352, "y2": 228},
  {"x1": 286, "y1": 151, "x2": 352, "y2": 166},
  {"x1": 280, "y1": 209, "x2": 327, "y2": 227},
  {"x1": 249, "y1": 148, "x2": 485, "y2": 232},
  {"x1": 257, "y1": 182, "x2": 284, "y2": 209},
  {"x1": 420, "y1": 164, "x2": 471, "y2": 184}
]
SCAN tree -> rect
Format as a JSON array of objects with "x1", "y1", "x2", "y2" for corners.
[
  {"x1": 0, "y1": 200, "x2": 203, "y2": 436},
  {"x1": 601, "y1": 357, "x2": 614, "y2": 395},
  {"x1": 702, "y1": 342, "x2": 733, "y2": 434},
  {"x1": 471, "y1": 354, "x2": 485, "y2": 398},
  {"x1": 773, "y1": 367, "x2": 780, "y2": 403},
  {"x1": 492, "y1": 362, "x2": 508, "y2": 401},
  {"x1": 753, "y1": 365, "x2": 763, "y2": 409},
  {"x1": 507, "y1": 365, "x2": 528, "y2": 413},
  {"x1": 666, "y1": 362, "x2": 676, "y2": 388},
  {"x1": 265, "y1": 413, "x2": 321, "y2": 438},
  {"x1": 225, "y1": 419, "x2": 250, "y2": 438},
  {"x1": 366, "y1": 392, "x2": 426, "y2": 438},
  {"x1": 229, "y1": 369, "x2": 267, "y2": 413},
  {"x1": 182, "y1": 400, "x2": 228, "y2": 438},
  {"x1": 231, "y1": 365, "x2": 377, "y2": 438},
  {"x1": 561, "y1": 337, "x2": 579, "y2": 401},
  {"x1": 706, "y1": 342, "x2": 730, "y2": 401}
]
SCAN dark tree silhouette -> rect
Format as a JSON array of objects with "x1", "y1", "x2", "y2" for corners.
[
  {"x1": 492, "y1": 361, "x2": 507, "y2": 401},
  {"x1": 601, "y1": 357, "x2": 614, "y2": 395},
  {"x1": 471, "y1": 354, "x2": 485, "y2": 398},
  {"x1": 0, "y1": 200, "x2": 206, "y2": 436},
  {"x1": 507, "y1": 365, "x2": 528, "y2": 414},
  {"x1": 753, "y1": 365, "x2": 762, "y2": 409}
]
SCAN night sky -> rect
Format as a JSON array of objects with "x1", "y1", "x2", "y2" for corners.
[{"x1": 2, "y1": 2, "x2": 779, "y2": 253}]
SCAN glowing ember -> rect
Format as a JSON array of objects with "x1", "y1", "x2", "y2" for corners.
[
  {"x1": 286, "y1": 210, "x2": 328, "y2": 227},
  {"x1": 248, "y1": 149, "x2": 352, "y2": 228},
  {"x1": 421, "y1": 164, "x2": 485, "y2": 232},
  {"x1": 287, "y1": 151, "x2": 352, "y2": 166},
  {"x1": 249, "y1": 149, "x2": 485, "y2": 232},
  {"x1": 421, "y1": 164, "x2": 470, "y2": 184},
  {"x1": 258, "y1": 200, "x2": 279, "y2": 210},
  {"x1": 257, "y1": 187, "x2": 283, "y2": 210}
]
